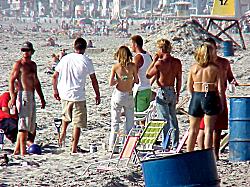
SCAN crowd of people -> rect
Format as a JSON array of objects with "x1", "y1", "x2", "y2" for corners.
[{"x1": 0, "y1": 35, "x2": 237, "y2": 160}]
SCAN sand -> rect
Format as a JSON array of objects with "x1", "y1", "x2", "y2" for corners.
[{"x1": 0, "y1": 17, "x2": 250, "y2": 187}]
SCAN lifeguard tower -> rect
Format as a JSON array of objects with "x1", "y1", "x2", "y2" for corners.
[
  {"x1": 174, "y1": 1, "x2": 191, "y2": 17},
  {"x1": 192, "y1": 0, "x2": 248, "y2": 49}
]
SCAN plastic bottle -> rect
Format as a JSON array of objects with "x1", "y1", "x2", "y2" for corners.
[{"x1": 10, "y1": 105, "x2": 16, "y2": 115}]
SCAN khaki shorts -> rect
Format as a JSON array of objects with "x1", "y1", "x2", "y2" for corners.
[{"x1": 61, "y1": 100, "x2": 87, "y2": 128}]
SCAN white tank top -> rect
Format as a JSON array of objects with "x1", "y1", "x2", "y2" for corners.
[{"x1": 135, "y1": 52, "x2": 152, "y2": 91}]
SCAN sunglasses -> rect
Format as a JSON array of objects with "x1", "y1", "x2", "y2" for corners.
[{"x1": 21, "y1": 48, "x2": 31, "y2": 52}]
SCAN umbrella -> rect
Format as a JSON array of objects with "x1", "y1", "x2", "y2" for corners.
[{"x1": 79, "y1": 18, "x2": 93, "y2": 25}]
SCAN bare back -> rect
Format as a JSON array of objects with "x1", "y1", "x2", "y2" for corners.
[
  {"x1": 216, "y1": 56, "x2": 234, "y2": 91},
  {"x1": 188, "y1": 63, "x2": 220, "y2": 92},
  {"x1": 110, "y1": 63, "x2": 138, "y2": 92},
  {"x1": 156, "y1": 57, "x2": 182, "y2": 87}
]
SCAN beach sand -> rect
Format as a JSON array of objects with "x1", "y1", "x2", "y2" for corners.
[{"x1": 0, "y1": 18, "x2": 250, "y2": 186}]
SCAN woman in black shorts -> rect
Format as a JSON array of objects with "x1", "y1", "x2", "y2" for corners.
[{"x1": 186, "y1": 43, "x2": 224, "y2": 152}]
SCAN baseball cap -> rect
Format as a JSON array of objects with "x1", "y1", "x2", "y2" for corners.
[{"x1": 21, "y1": 41, "x2": 35, "y2": 52}]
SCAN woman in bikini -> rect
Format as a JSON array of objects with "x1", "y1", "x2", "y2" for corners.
[
  {"x1": 108, "y1": 46, "x2": 139, "y2": 152},
  {"x1": 186, "y1": 43, "x2": 224, "y2": 152}
]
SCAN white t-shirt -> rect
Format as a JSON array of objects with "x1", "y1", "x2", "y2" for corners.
[
  {"x1": 55, "y1": 53, "x2": 95, "y2": 101},
  {"x1": 134, "y1": 52, "x2": 152, "y2": 91}
]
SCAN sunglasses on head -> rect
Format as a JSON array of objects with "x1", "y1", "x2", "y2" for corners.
[{"x1": 21, "y1": 48, "x2": 31, "y2": 52}]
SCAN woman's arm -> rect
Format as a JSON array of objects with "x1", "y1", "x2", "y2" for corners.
[
  {"x1": 187, "y1": 69, "x2": 194, "y2": 94},
  {"x1": 109, "y1": 65, "x2": 118, "y2": 86}
]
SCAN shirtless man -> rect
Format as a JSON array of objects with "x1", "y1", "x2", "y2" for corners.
[
  {"x1": 197, "y1": 38, "x2": 237, "y2": 159},
  {"x1": 146, "y1": 39, "x2": 182, "y2": 150},
  {"x1": 130, "y1": 35, "x2": 152, "y2": 112},
  {"x1": 9, "y1": 41, "x2": 46, "y2": 156}
]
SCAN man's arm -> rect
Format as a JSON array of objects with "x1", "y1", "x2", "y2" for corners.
[
  {"x1": 9, "y1": 62, "x2": 20, "y2": 108},
  {"x1": 227, "y1": 62, "x2": 238, "y2": 85},
  {"x1": 134, "y1": 54, "x2": 144, "y2": 72},
  {"x1": 217, "y1": 71, "x2": 225, "y2": 112},
  {"x1": 52, "y1": 71, "x2": 61, "y2": 101},
  {"x1": 175, "y1": 62, "x2": 182, "y2": 103},
  {"x1": 34, "y1": 64, "x2": 46, "y2": 109},
  {"x1": 90, "y1": 73, "x2": 101, "y2": 105},
  {"x1": 133, "y1": 64, "x2": 139, "y2": 84},
  {"x1": 146, "y1": 60, "x2": 159, "y2": 79},
  {"x1": 147, "y1": 53, "x2": 160, "y2": 82}
]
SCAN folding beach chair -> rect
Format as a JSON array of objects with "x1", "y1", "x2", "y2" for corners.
[
  {"x1": 134, "y1": 120, "x2": 166, "y2": 161},
  {"x1": 83, "y1": 129, "x2": 140, "y2": 175},
  {"x1": 164, "y1": 127, "x2": 189, "y2": 154},
  {"x1": 141, "y1": 127, "x2": 190, "y2": 161},
  {"x1": 134, "y1": 101, "x2": 157, "y2": 125},
  {"x1": 0, "y1": 129, "x2": 5, "y2": 151}
]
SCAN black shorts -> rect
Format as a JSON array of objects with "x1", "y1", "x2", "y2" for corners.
[{"x1": 188, "y1": 91, "x2": 221, "y2": 117}]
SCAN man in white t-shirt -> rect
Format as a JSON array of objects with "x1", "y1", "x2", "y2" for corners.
[{"x1": 52, "y1": 37, "x2": 100, "y2": 153}]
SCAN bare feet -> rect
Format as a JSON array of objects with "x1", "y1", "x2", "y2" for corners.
[{"x1": 58, "y1": 134, "x2": 66, "y2": 147}]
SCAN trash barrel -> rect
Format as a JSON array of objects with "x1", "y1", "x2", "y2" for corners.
[
  {"x1": 141, "y1": 149, "x2": 220, "y2": 187},
  {"x1": 229, "y1": 97, "x2": 250, "y2": 161},
  {"x1": 223, "y1": 40, "x2": 234, "y2": 56}
]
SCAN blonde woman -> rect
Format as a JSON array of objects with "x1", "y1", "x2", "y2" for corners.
[
  {"x1": 186, "y1": 43, "x2": 224, "y2": 152},
  {"x1": 108, "y1": 46, "x2": 139, "y2": 152}
]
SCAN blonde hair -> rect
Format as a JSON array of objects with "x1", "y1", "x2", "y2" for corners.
[
  {"x1": 194, "y1": 43, "x2": 216, "y2": 67},
  {"x1": 156, "y1": 39, "x2": 172, "y2": 53},
  {"x1": 114, "y1": 46, "x2": 133, "y2": 67}
]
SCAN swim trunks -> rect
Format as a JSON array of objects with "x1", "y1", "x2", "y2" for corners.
[
  {"x1": 188, "y1": 91, "x2": 221, "y2": 117},
  {"x1": 134, "y1": 89, "x2": 152, "y2": 112},
  {"x1": 16, "y1": 91, "x2": 36, "y2": 133}
]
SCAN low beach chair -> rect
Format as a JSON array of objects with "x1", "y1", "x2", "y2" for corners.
[
  {"x1": 141, "y1": 127, "x2": 190, "y2": 160},
  {"x1": 164, "y1": 127, "x2": 189, "y2": 154},
  {"x1": 134, "y1": 101, "x2": 157, "y2": 125},
  {"x1": 0, "y1": 129, "x2": 5, "y2": 150},
  {"x1": 134, "y1": 120, "x2": 166, "y2": 161},
  {"x1": 83, "y1": 129, "x2": 140, "y2": 175}
]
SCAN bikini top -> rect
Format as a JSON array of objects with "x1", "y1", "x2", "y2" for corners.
[{"x1": 193, "y1": 82, "x2": 216, "y2": 92}]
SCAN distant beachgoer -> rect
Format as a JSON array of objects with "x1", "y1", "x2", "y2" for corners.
[
  {"x1": 52, "y1": 38, "x2": 100, "y2": 153},
  {"x1": 146, "y1": 39, "x2": 182, "y2": 150},
  {"x1": 130, "y1": 35, "x2": 152, "y2": 112},
  {"x1": 58, "y1": 49, "x2": 67, "y2": 60},
  {"x1": 197, "y1": 38, "x2": 238, "y2": 160},
  {"x1": 46, "y1": 53, "x2": 60, "y2": 74},
  {"x1": 186, "y1": 43, "x2": 224, "y2": 152},
  {"x1": 87, "y1": 40, "x2": 94, "y2": 48},
  {"x1": 108, "y1": 46, "x2": 139, "y2": 152},
  {"x1": 9, "y1": 41, "x2": 46, "y2": 155}
]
